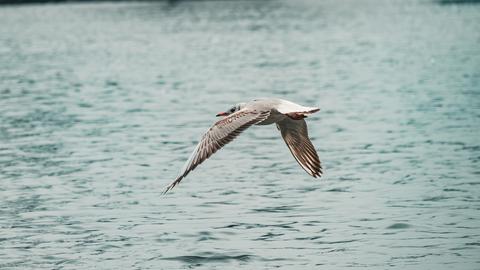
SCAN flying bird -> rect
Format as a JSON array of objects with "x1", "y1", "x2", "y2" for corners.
[{"x1": 164, "y1": 98, "x2": 322, "y2": 193}]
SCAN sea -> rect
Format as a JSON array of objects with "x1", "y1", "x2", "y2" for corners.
[{"x1": 0, "y1": 0, "x2": 479, "y2": 269}]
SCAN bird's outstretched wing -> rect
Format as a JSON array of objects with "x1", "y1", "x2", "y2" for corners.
[
  {"x1": 163, "y1": 109, "x2": 271, "y2": 194},
  {"x1": 276, "y1": 118, "x2": 322, "y2": 178}
]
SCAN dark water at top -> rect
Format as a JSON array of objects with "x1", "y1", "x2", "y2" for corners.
[{"x1": 0, "y1": 0, "x2": 479, "y2": 269}]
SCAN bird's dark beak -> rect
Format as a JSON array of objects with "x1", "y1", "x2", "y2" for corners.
[{"x1": 216, "y1": 112, "x2": 228, "y2": 117}]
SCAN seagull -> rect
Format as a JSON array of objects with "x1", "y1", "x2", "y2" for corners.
[{"x1": 164, "y1": 98, "x2": 322, "y2": 193}]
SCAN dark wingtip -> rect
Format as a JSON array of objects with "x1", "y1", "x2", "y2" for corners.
[
  {"x1": 312, "y1": 167, "x2": 323, "y2": 178},
  {"x1": 162, "y1": 182, "x2": 177, "y2": 195},
  {"x1": 161, "y1": 187, "x2": 171, "y2": 195},
  {"x1": 163, "y1": 174, "x2": 186, "y2": 195}
]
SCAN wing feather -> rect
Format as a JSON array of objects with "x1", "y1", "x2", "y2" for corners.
[
  {"x1": 163, "y1": 109, "x2": 270, "y2": 193},
  {"x1": 277, "y1": 118, "x2": 322, "y2": 178}
]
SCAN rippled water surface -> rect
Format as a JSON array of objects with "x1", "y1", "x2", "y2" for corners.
[{"x1": 1, "y1": 0, "x2": 480, "y2": 269}]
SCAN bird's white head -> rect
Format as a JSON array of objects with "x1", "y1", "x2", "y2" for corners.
[{"x1": 216, "y1": 102, "x2": 247, "y2": 117}]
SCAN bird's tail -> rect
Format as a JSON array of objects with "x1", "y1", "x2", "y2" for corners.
[{"x1": 286, "y1": 108, "x2": 320, "y2": 120}]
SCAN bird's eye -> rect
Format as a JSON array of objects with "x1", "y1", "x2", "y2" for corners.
[{"x1": 230, "y1": 108, "x2": 235, "y2": 113}]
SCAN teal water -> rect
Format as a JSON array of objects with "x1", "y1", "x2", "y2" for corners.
[{"x1": 1, "y1": 0, "x2": 479, "y2": 269}]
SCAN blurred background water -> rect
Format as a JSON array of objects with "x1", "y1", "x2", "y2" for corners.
[{"x1": 0, "y1": 0, "x2": 479, "y2": 269}]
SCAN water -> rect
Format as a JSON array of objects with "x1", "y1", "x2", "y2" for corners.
[{"x1": 0, "y1": 0, "x2": 479, "y2": 269}]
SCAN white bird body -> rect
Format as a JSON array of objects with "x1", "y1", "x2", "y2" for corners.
[
  {"x1": 164, "y1": 98, "x2": 322, "y2": 193},
  {"x1": 250, "y1": 98, "x2": 319, "y2": 125}
]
